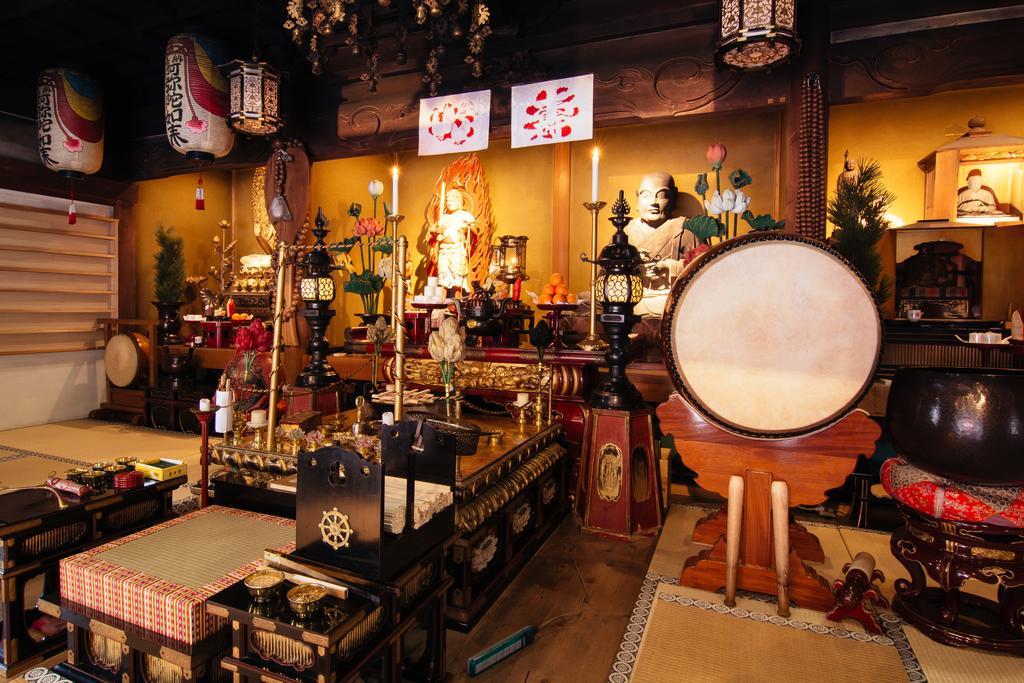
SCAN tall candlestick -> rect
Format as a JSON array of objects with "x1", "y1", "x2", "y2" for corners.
[
  {"x1": 394, "y1": 235, "x2": 408, "y2": 421},
  {"x1": 391, "y1": 165, "x2": 399, "y2": 215},
  {"x1": 591, "y1": 147, "x2": 599, "y2": 203},
  {"x1": 578, "y1": 200, "x2": 609, "y2": 352},
  {"x1": 266, "y1": 240, "x2": 288, "y2": 452}
]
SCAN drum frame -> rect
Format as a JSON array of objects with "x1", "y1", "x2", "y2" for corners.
[
  {"x1": 104, "y1": 330, "x2": 150, "y2": 389},
  {"x1": 92, "y1": 319, "x2": 159, "y2": 423},
  {"x1": 659, "y1": 231, "x2": 883, "y2": 439}
]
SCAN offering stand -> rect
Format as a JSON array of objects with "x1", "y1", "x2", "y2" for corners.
[{"x1": 0, "y1": 477, "x2": 184, "y2": 678}]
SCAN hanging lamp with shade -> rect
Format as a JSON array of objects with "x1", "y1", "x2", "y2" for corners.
[
  {"x1": 36, "y1": 68, "x2": 104, "y2": 224},
  {"x1": 164, "y1": 33, "x2": 235, "y2": 210},
  {"x1": 716, "y1": 0, "x2": 799, "y2": 70}
]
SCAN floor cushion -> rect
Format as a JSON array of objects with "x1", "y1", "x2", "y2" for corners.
[{"x1": 880, "y1": 457, "x2": 1024, "y2": 528}]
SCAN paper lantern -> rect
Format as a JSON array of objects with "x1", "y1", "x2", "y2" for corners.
[
  {"x1": 37, "y1": 68, "x2": 103, "y2": 178},
  {"x1": 164, "y1": 33, "x2": 234, "y2": 162},
  {"x1": 37, "y1": 68, "x2": 103, "y2": 223},
  {"x1": 717, "y1": 0, "x2": 798, "y2": 70}
]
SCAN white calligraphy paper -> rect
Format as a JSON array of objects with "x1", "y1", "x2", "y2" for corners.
[
  {"x1": 511, "y1": 74, "x2": 593, "y2": 148},
  {"x1": 418, "y1": 89, "x2": 491, "y2": 156}
]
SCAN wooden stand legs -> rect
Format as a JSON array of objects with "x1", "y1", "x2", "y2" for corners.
[
  {"x1": 771, "y1": 480, "x2": 791, "y2": 617},
  {"x1": 682, "y1": 470, "x2": 835, "y2": 612},
  {"x1": 724, "y1": 475, "x2": 744, "y2": 607},
  {"x1": 657, "y1": 394, "x2": 881, "y2": 613}
]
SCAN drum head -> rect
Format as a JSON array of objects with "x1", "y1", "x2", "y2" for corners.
[
  {"x1": 104, "y1": 333, "x2": 144, "y2": 388},
  {"x1": 661, "y1": 233, "x2": 881, "y2": 437}
]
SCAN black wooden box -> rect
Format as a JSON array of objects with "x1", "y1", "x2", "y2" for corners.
[{"x1": 293, "y1": 420, "x2": 456, "y2": 581}]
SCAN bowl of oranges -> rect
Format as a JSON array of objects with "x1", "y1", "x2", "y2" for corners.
[{"x1": 532, "y1": 273, "x2": 579, "y2": 311}]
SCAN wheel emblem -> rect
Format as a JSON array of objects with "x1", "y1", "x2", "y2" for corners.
[{"x1": 318, "y1": 507, "x2": 353, "y2": 550}]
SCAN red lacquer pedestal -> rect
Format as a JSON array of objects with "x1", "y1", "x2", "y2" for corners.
[{"x1": 578, "y1": 407, "x2": 663, "y2": 540}]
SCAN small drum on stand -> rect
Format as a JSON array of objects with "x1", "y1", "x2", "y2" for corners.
[
  {"x1": 657, "y1": 233, "x2": 882, "y2": 612},
  {"x1": 104, "y1": 332, "x2": 150, "y2": 388}
]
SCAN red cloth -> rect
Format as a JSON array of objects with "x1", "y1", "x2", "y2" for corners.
[{"x1": 881, "y1": 458, "x2": 1024, "y2": 528}]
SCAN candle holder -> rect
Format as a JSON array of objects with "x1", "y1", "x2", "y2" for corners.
[
  {"x1": 190, "y1": 407, "x2": 216, "y2": 508},
  {"x1": 533, "y1": 362, "x2": 547, "y2": 427},
  {"x1": 578, "y1": 200, "x2": 610, "y2": 351},
  {"x1": 506, "y1": 400, "x2": 530, "y2": 430},
  {"x1": 387, "y1": 213, "x2": 405, "y2": 332},
  {"x1": 394, "y1": 235, "x2": 408, "y2": 421}
]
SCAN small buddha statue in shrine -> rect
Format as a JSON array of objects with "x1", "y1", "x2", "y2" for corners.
[
  {"x1": 428, "y1": 186, "x2": 476, "y2": 296},
  {"x1": 957, "y1": 168, "x2": 1001, "y2": 216}
]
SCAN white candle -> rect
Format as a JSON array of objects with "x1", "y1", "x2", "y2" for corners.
[
  {"x1": 591, "y1": 147, "x2": 599, "y2": 203},
  {"x1": 391, "y1": 165, "x2": 399, "y2": 215},
  {"x1": 516, "y1": 392, "x2": 530, "y2": 406},
  {"x1": 382, "y1": 412, "x2": 395, "y2": 426},
  {"x1": 214, "y1": 389, "x2": 233, "y2": 434},
  {"x1": 199, "y1": 398, "x2": 211, "y2": 411},
  {"x1": 250, "y1": 409, "x2": 268, "y2": 428}
]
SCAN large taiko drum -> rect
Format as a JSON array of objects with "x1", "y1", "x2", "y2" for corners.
[
  {"x1": 660, "y1": 233, "x2": 881, "y2": 438},
  {"x1": 104, "y1": 332, "x2": 150, "y2": 388}
]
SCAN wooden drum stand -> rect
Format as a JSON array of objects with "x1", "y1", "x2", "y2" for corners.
[{"x1": 658, "y1": 394, "x2": 880, "y2": 611}]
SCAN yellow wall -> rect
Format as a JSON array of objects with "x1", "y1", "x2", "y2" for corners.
[
  {"x1": 568, "y1": 112, "x2": 782, "y2": 292},
  {"x1": 309, "y1": 141, "x2": 555, "y2": 340},
  {"x1": 828, "y1": 83, "x2": 1024, "y2": 229},
  {"x1": 830, "y1": 84, "x2": 1024, "y2": 319},
  {"x1": 133, "y1": 172, "x2": 233, "y2": 316}
]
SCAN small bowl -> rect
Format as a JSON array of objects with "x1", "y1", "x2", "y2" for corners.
[
  {"x1": 287, "y1": 583, "x2": 326, "y2": 618},
  {"x1": 244, "y1": 569, "x2": 285, "y2": 602},
  {"x1": 80, "y1": 470, "x2": 106, "y2": 493},
  {"x1": 92, "y1": 461, "x2": 112, "y2": 471},
  {"x1": 65, "y1": 467, "x2": 90, "y2": 484},
  {"x1": 115, "y1": 457, "x2": 137, "y2": 467}
]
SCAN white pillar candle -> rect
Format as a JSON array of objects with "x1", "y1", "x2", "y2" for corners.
[
  {"x1": 516, "y1": 392, "x2": 530, "y2": 406},
  {"x1": 250, "y1": 409, "x2": 268, "y2": 427},
  {"x1": 214, "y1": 390, "x2": 233, "y2": 434},
  {"x1": 382, "y1": 412, "x2": 395, "y2": 426},
  {"x1": 591, "y1": 147, "x2": 599, "y2": 203},
  {"x1": 391, "y1": 165, "x2": 399, "y2": 215},
  {"x1": 199, "y1": 398, "x2": 211, "y2": 411}
]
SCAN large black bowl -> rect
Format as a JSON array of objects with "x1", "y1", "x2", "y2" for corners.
[{"x1": 887, "y1": 367, "x2": 1024, "y2": 484}]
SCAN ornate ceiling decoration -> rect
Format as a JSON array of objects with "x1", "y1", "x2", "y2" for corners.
[{"x1": 283, "y1": 0, "x2": 492, "y2": 95}]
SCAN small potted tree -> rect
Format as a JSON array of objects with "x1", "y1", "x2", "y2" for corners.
[{"x1": 153, "y1": 225, "x2": 186, "y2": 344}]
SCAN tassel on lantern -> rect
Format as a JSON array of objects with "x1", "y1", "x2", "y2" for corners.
[
  {"x1": 269, "y1": 193, "x2": 292, "y2": 222},
  {"x1": 67, "y1": 182, "x2": 77, "y2": 224},
  {"x1": 195, "y1": 175, "x2": 206, "y2": 210}
]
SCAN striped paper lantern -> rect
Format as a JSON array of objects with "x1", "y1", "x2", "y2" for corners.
[
  {"x1": 164, "y1": 33, "x2": 234, "y2": 161},
  {"x1": 36, "y1": 68, "x2": 104, "y2": 178}
]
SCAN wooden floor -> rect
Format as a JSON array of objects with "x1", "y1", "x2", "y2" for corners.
[{"x1": 446, "y1": 515, "x2": 657, "y2": 682}]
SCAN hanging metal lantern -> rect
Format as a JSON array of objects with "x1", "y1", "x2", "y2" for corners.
[
  {"x1": 37, "y1": 68, "x2": 103, "y2": 223},
  {"x1": 227, "y1": 54, "x2": 283, "y2": 136},
  {"x1": 164, "y1": 33, "x2": 235, "y2": 161},
  {"x1": 717, "y1": 0, "x2": 798, "y2": 70}
]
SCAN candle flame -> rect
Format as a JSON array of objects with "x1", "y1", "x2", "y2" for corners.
[
  {"x1": 391, "y1": 165, "x2": 399, "y2": 177},
  {"x1": 592, "y1": 147, "x2": 600, "y2": 161}
]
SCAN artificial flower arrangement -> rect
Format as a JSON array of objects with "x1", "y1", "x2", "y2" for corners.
[
  {"x1": 366, "y1": 316, "x2": 395, "y2": 388},
  {"x1": 234, "y1": 319, "x2": 273, "y2": 375},
  {"x1": 683, "y1": 143, "x2": 785, "y2": 244},
  {"x1": 329, "y1": 180, "x2": 394, "y2": 318},
  {"x1": 427, "y1": 317, "x2": 467, "y2": 410}
]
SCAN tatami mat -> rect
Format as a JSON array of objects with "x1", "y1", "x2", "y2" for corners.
[
  {"x1": 0, "y1": 419, "x2": 202, "y2": 503},
  {"x1": 614, "y1": 504, "x2": 1024, "y2": 682},
  {"x1": 630, "y1": 583, "x2": 908, "y2": 683}
]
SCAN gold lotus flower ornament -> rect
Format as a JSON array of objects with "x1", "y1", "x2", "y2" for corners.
[{"x1": 428, "y1": 317, "x2": 466, "y2": 409}]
